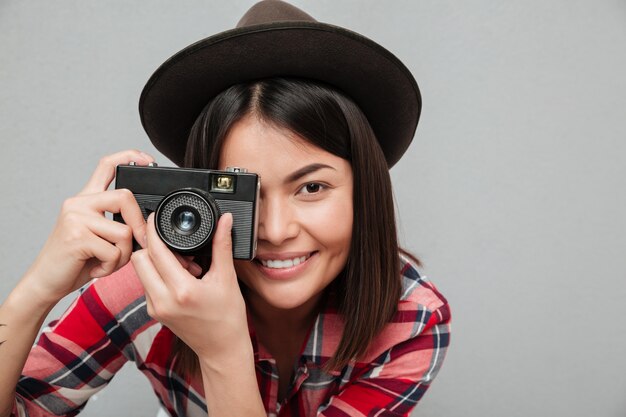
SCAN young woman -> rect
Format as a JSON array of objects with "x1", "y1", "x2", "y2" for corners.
[{"x1": 0, "y1": 2, "x2": 450, "y2": 416}]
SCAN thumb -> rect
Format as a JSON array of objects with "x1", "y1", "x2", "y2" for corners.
[{"x1": 208, "y1": 212, "x2": 234, "y2": 276}]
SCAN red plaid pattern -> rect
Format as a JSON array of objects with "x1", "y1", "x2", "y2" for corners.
[{"x1": 13, "y1": 256, "x2": 450, "y2": 417}]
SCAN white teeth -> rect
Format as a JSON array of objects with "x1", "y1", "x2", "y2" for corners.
[{"x1": 260, "y1": 255, "x2": 309, "y2": 269}]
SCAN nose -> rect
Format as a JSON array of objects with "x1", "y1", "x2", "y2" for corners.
[{"x1": 257, "y1": 194, "x2": 299, "y2": 246}]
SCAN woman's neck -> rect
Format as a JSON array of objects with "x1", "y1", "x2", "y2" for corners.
[{"x1": 246, "y1": 289, "x2": 324, "y2": 335}]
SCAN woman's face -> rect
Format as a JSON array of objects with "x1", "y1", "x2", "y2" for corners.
[{"x1": 219, "y1": 115, "x2": 353, "y2": 314}]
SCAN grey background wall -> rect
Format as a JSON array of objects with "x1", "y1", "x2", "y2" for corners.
[{"x1": 1, "y1": 1, "x2": 625, "y2": 416}]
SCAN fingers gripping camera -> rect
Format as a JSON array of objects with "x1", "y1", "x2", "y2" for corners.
[{"x1": 114, "y1": 163, "x2": 260, "y2": 260}]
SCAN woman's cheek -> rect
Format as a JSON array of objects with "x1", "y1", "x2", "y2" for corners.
[{"x1": 301, "y1": 198, "x2": 353, "y2": 247}]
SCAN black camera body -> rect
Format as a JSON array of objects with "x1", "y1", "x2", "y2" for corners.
[{"x1": 114, "y1": 163, "x2": 259, "y2": 260}]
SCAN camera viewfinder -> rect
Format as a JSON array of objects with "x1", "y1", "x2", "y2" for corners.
[{"x1": 211, "y1": 174, "x2": 235, "y2": 193}]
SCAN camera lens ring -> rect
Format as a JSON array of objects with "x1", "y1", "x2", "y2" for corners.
[{"x1": 154, "y1": 188, "x2": 219, "y2": 253}]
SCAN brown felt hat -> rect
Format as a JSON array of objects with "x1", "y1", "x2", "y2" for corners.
[{"x1": 139, "y1": 0, "x2": 421, "y2": 168}]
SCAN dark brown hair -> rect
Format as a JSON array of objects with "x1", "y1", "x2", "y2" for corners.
[{"x1": 173, "y1": 78, "x2": 411, "y2": 374}]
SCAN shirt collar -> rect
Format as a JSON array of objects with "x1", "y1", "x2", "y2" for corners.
[{"x1": 246, "y1": 292, "x2": 345, "y2": 375}]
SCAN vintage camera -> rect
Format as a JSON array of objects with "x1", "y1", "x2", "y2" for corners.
[{"x1": 114, "y1": 163, "x2": 259, "y2": 260}]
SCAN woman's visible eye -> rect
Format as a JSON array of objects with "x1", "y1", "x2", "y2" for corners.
[{"x1": 298, "y1": 182, "x2": 325, "y2": 195}]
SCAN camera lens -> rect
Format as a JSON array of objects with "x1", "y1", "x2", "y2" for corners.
[
  {"x1": 176, "y1": 211, "x2": 195, "y2": 232},
  {"x1": 171, "y1": 207, "x2": 201, "y2": 235},
  {"x1": 155, "y1": 189, "x2": 219, "y2": 253}
]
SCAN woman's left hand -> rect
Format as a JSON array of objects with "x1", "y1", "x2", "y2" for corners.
[{"x1": 131, "y1": 212, "x2": 250, "y2": 362}]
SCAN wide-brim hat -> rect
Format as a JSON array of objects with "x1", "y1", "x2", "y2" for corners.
[{"x1": 139, "y1": 0, "x2": 421, "y2": 168}]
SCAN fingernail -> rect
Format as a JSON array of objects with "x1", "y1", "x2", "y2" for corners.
[{"x1": 225, "y1": 212, "x2": 233, "y2": 230}]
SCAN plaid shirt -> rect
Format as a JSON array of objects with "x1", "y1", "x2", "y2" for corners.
[{"x1": 13, "y1": 255, "x2": 450, "y2": 417}]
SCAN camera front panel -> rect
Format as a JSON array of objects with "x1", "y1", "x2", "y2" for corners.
[
  {"x1": 214, "y1": 198, "x2": 255, "y2": 259},
  {"x1": 114, "y1": 164, "x2": 259, "y2": 260}
]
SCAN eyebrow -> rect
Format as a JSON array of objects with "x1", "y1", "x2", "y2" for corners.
[{"x1": 285, "y1": 163, "x2": 336, "y2": 183}]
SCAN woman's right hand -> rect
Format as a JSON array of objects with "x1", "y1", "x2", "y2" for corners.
[{"x1": 22, "y1": 150, "x2": 155, "y2": 306}]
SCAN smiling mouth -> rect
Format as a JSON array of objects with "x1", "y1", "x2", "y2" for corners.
[{"x1": 256, "y1": 252, "x2": 315, "y2": 269}]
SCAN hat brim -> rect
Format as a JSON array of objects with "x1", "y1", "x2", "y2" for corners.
[{"x1": 139, "y1": 21, "x2": 421, "y2": 168}]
